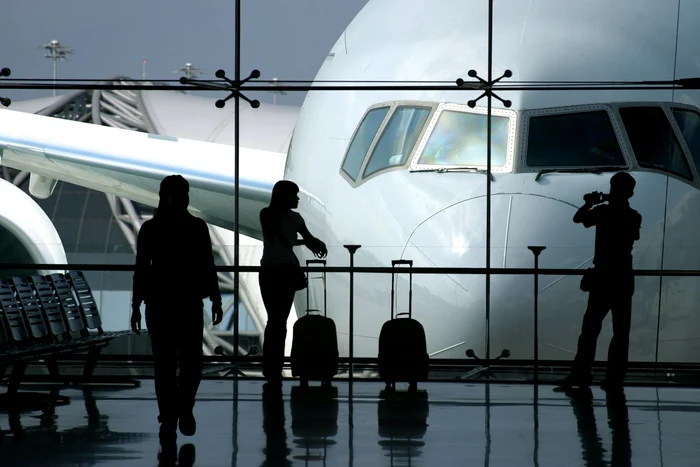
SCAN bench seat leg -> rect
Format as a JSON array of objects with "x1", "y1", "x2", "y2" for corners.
[{"x1": 7, "y1": 361, "x2": 28, "y2": 397}]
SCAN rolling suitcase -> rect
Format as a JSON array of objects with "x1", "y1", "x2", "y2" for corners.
[
  {"x1": 290, "y1": 259, "x2": 339, "y2": 387},
  {"x1": 378, "y1": 259, "x2": 429, "y2": 391}
]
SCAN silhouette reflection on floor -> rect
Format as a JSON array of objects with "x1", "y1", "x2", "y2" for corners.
[
  {"x1": 378, "y1": 389, "x2": 429, "y2": 466},
  {"x1": 0, "y1": 386, "x2": 150, "y2": 466},
  {"x1": 558, "y1": 387, "x2": 632, "y2": 467},
  {"x1": 4, "y1": 379, "x2": 700, "y2": 466}
]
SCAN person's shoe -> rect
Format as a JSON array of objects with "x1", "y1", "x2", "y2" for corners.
[
  {"x1": 178, "y1": 410, "x2": 196, "y2": 437},
  {"x1": 555, "y1": 373, "x2": 592, "y2": 388},
  {"x1": 600, "y1": 379, "x2": 624, "y2": 392},
  {"x1": 263, "y1": 380, "x2": 282, "y2": 393}
]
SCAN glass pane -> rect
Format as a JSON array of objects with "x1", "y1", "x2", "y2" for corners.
[
  {"x1": 619, "y1": 107, "x2": 691, "y2": 180},
  {"x1": 417, "y1": 110, "x2": 510, "y2": 167},
  {"x1": 341, "y1": 106, "x2": 390, "y2": 181},
  {"x1": 0, "y1": 225, "x2": 36, "y2": 277},
  {"x1": 672, "y1": 108, "x2": 700, "y2": 171},
  {"x1": 84, "y1": 191, "x2": 113, "y2": 219},
  {"x1": 53, "y1": 191, "x2": 88, "y2": 219},
  {"x1": 526, "y1": 110, "x2": 625, "y2": 167},
  {"x1": 363, "y1": 106, "x2": 431, "y2": 177},
  {"x1": 77, "y1": 219, "x2": 111, "y2": 254}
]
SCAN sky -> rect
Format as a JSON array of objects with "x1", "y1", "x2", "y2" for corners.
[{"x1": 1, "y1": 0, "x2": 369, "y2": 105}]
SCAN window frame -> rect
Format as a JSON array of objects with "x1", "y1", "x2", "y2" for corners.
[
  {"x1": 611, "y1": 102, "x2": 697, "y2": 183},
  {"x1": 519, "y1": 104, "x2": 632, "y2": 172},
  {"x1": 409, "y1": 103, "x2": 518, "y2": 173},
  {"x1": 339, "y1": 103, "x2": 392, "y2": 184},
  {"x1": 361, "y1": 103, "x2": 435, "y2": 181},
  {"x1": 340, "y1": 101, "x2": 440, "y2": 187},
  {"x1": 663, "y1": 102, "x2": 700, "y2": 182}
]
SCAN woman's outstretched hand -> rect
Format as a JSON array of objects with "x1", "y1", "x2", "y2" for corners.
[{"x1": 307, "y1": 238, "x2": 328, "y2": 258}]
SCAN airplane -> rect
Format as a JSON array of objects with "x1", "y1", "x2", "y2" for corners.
[{"x1": 2, "y1": 0, "x2": 700, "y2": 367}]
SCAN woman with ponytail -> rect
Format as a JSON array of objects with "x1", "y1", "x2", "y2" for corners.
[{"x1": 259, "y1": 180, "x2": 327, "y2": 387}]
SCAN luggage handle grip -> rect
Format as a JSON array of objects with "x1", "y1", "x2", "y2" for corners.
[
  {"x1": 395, "y1": 312, "x2": 410, "y2": 318},
  {"x1": 305, "y1": 308, "x2": 322, "y2": 314},
  {"x1": 391, "y1": 259, "x2": 413, "y2": 320},
  {"x1": 305, "y1": 259, "x2": 327, "y2": 317}
]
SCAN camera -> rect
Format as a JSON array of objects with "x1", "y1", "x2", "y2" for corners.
[{"x1": 583, "y1": 191, "x2": 609, "y2": 204}]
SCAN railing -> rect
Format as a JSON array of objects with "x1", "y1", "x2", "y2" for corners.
[{"x1": 4, "y1": 253, "x2": 700, "y2": 386}]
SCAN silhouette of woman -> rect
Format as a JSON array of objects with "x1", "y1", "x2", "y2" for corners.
[
  {"x1": 130, "y1": 174, "x2": 223, "y2": 449},
  {"x1": 259, "y1": 180, "x2": 327, "y2": 385}
]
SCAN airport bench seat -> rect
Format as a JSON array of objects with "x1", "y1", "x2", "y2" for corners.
[
  {"x1": 60, "y1": 270, "x2": 147, "y2": 340},
  {"x1": 0, "y1": 271, "x2": 141, "y2": 398},
  {"x1": 0, "y1": 277, "x2": 96, "y2": 397}
]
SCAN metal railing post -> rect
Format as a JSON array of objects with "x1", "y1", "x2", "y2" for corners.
[
  {"x1": 527, "y1": 246, "x2": 546, "y2": 385},
  {"x1": 344, "y1": 245, "x2": 361, "y2": 384}
]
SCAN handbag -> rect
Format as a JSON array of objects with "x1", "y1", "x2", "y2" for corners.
[
  {"x1": 270, "y1": 226, "x2": 308, "y2": 291},
  {"x1": 580, "y1": 268, "x2": 595, "y2": 292}
]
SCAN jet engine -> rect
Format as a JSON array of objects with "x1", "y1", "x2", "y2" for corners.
[{"x1": 0, "y1": 177, "x2": 67, "y2": 277}]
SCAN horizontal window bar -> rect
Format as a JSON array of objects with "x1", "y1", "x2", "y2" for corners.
[{"x1": 3, "y1": 262, "x2": 700, "y2": 277}]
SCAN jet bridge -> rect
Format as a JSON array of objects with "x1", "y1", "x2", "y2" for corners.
[{"x1": 1, "y1": 77, "x2": 282, "y2": 359}]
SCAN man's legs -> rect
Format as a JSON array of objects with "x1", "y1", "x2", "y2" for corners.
[
  {"x1": 605, "y1": 294, "x2": 632, "y2": 386},
  {"x1": 177, "y1": 303, "x2": 204, "y2": 436},
  {"x1": 560, "y1": 291, "x2": 610, "y2": 386}
]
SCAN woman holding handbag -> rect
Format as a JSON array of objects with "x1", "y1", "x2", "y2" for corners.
[{"x1": 259, "y1": 180, "x2": 327, "y2": 386}]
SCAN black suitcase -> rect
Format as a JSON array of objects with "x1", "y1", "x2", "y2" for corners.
[
  {"x1": 290, "y1": 259, "x2": 339, "y2": 387},
  {"x1": 378, "y1": 259, "x2": 429, "y2": 391}
]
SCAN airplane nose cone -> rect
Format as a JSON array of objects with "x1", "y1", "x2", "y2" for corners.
[{"x1": 404, "y1": 194, "x2": 595, "y2": 361}]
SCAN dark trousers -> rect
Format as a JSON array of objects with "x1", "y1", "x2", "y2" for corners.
[
  {"x1": 146, "y1": 300, "x2": 204, "y2": 425},
  {"x1": 259, "y1": 266, "x2": 297, "y2": 379},
  {"x1": 572, "y1": 273, "x2": 634, "y2": 382}
]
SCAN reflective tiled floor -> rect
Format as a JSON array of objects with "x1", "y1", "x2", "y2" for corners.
[{"x1": 2, "y1": 378, "x2": 700, "y2": 466}]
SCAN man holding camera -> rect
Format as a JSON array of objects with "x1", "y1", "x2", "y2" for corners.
[{"x1": 558, "y1": 172, "x2": 642, "y2": 391}]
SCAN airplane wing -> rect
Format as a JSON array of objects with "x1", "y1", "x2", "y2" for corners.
[{"x1": 0, "y1": 108, "x2": 290, "y2": 240}]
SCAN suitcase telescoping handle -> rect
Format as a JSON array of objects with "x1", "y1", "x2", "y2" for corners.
[
  {"x1": 391, "y1": 259, "x2": 413, "y2": 320},
  {"x1": 306, "y1": 259, "x2": 327, "y2": 317}
]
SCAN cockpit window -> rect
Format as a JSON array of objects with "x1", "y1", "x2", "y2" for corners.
[
  {"x1": 362, "y1": 106, "x2": 431, "y2": 177},
  {"x1": 619, "y1": 107, "x2": 692, "y2": 180},
  {"x1": 671, "y1": 107, "x2": 700, "y2": 172},
  {"x1": 526, "y1": 110, "x2": 625, "y2": 167},
  {"x1": 341, "y1": 106, "x2": 390, "y2": 181},
  {"x1": 416, "y1": 110, "x2": 510, "y2": 167}
]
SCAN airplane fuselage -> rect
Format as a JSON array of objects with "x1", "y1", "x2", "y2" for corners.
[{"x1": 283, "y1": 0, "x2": 700, "y2": 364}]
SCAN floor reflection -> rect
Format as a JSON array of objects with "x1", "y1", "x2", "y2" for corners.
[
  {"x1": 377, "y1": 389, "x2": 429, "y2": 466},
  {"x1": 261, "y1": 383, "x2": 293, "y2": 467},
  {"x1": 560, "y1": 388, "x2": 632, "y2": 467},
  {"x1": 0, "y1": 387, "x2": 150, "y2": 466},
  {"x1": 4, "y1": 380, "x2": 700, "y2": 466},
  {"x1": 291, "y1": 384, "x2": 339, "y2": 465}
]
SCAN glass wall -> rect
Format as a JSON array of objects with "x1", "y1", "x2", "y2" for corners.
[{"x1": 2, "y1": 0, "x2": 700, "y2": 374}]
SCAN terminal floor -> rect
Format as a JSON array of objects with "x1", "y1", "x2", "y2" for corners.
[{"x1": 1, "y1": 379, "x2": 700, "y2": 466}]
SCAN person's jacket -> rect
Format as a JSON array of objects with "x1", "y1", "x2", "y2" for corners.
[{"x1": 132, "y1": 213, "x2": 221, "y2": 306}]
